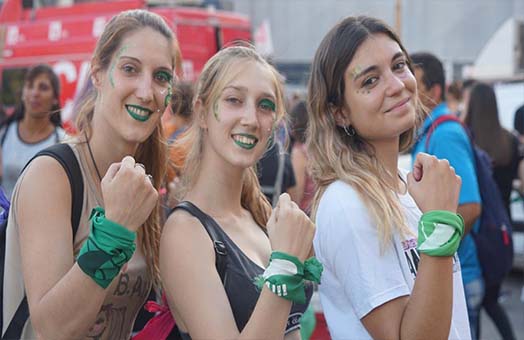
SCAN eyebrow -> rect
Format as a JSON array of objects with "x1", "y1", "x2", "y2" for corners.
[
  {"x1": 223, "y1": 85, "x2": 276, "y2": 100},
  {"x1": 119, "y1": 55, "x2": 172, "y2": 72},
  {"x1": 352, "y1": 51, "x2": 406, "y2": 81}
]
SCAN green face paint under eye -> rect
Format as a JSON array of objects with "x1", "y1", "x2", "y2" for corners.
[
  {"x1": 164, "y1": 86, "x2": 172, "y2": 108},
  {"x1": 260, "y1": 98, "x2": 276, "y2": 112}
]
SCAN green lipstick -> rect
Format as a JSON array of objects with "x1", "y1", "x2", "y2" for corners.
[
  {"x1": 232, "y1": 133, "x2": 258, "y2": 150},
  {"x1": 126, "y1": 104, "x2": 153, "y2": 122}
]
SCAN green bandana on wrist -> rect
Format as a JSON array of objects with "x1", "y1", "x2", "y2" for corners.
[
  {"x1": 417, "y1": 210, "x2": 464, "y2": 257},
  {"x1": 254, "y1": 251, "x2": 323, "y2": 304},
  {"x1": 77, "y1": 207, "x2": 137, "y2": 288}
]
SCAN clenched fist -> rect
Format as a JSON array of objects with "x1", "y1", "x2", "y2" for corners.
[
  {"x1": 102, "y1": 156, "x2": 158, "y2": 232},
  {"x1": 408, "y1": 152, "x2": 462, "y2": 213},
  {"x1": 267, "y1": 193, "x2": 315, "y2": 261}
]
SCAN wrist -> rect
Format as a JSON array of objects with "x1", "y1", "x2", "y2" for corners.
[
  {"x1": 253, "y1": 251, "x2": 323, "y2": 304},
  {"x1": 417, "y1": 210, "x2": 464, "y2": 257},
  {"x1": 77, "y1": 206, "x2": 136, "y2": 288}
]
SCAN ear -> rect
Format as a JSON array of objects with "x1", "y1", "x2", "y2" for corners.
[
  {"x1": 194, "y1": 99, "x2": 207, "y2": 129},
  {"x1": 331, "y1": 104, "x2": 351, "y2": 127},
  {"x1": 90, "y1": 64, "x2": 104, "y2": 90}
]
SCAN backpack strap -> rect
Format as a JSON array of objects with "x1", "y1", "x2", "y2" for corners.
[
  {"x1": 171, "y1": 201, "x2": 227, "y2": 282},
  {"x1": 0, "y1": 122, "x2": 11, "y2": 148},
  {"x1": 27, "y1": 143, "x2": 84, "y2": 235},
  {"x1": 424, "y1": 115, "x2": 466, "y2": 151},
  {"x1": 2, "y1": 143, "x2": 84, "y2": 340}
]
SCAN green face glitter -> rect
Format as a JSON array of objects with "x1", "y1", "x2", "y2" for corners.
[
  {"x1": 163, "y1": 85, "x2": 172, "y2": 109},
  {"x1": 259, "y1": 98, "x2": 276, "y2": 112},
  {"x1": 351, "y1": 65, "x2": 363, "y2": 80},
  {"x1": 109, "y1": 45, "x2": 129, "y2": 88},
  {"x1": 213, "y1": 101, "x2": 220, "y2": 121}
]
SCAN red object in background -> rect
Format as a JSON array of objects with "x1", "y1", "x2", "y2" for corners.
[
  {"x1": 0, "y1": 0, "x2": 252, "y2": 129},
  {"x1": 311, "y1": 313, "x2": 331, "y2": 340}
]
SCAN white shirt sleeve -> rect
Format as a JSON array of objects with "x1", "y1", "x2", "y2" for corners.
[{"x1": 314, "y1": 181, "x2": 410, "y2": 319}]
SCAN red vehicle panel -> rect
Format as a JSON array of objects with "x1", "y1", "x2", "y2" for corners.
[{"x1": 0, "y1": 0, "x2": 251, "y2": 127}]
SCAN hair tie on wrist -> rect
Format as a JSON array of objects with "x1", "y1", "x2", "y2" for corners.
[
  {"x1": 253, "y1": 251, "x2": 323, "y2": 304},
  {"x1": 77, "y1": 206, "x2": 137, "y2": 288},
  {"x1": 417, "y1": 210, "x2": 464, "y2": 257}
]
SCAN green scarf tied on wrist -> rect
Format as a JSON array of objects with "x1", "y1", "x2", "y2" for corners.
[
  {"x1": 417, "y1": 210, "x2": 465, "y2": 257},
  {"x1": 77, "y1": 206, "x2": 137, "y2": 288},
  {"x1": 254, "y1": 251, "x2": 323, "y2": 304}
]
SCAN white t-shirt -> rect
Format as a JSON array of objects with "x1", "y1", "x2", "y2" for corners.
[{"x1": 314, "y1": 178, "x2": 471, "y2": 340}]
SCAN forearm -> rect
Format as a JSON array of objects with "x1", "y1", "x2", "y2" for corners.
[
  {"x1": 238, "y1": 287, "x2": 293, "y2": 340},
  {"x1": 29, "y1": 264, "x2": 109, "y2": 340},
  {"x1": 457, "y1": 203, "x2": 481, "y2": 235},
  {"x1": 400, "y1": 254, "x2": 453, "y2": 340}
]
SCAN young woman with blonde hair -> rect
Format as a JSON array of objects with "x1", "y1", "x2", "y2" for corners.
[
  {"x1": 3, "y1": 9, "x2": 176, "y2": 339},
  {"x1": 160, "y1": 45, "x2": 320, "y2": 340},
  {"x1": 308, "y1": 16, "x2": 471, "y2": 339}
]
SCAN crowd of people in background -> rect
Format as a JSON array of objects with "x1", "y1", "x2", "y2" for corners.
[{"x1": 1, "y1": 9, "x2": 523, "y2": 340}]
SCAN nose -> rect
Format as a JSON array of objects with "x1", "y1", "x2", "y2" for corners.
[
  {"x1": 135, "y1": 74, "x2": 154, "y2": 103},
  {"x1": 240, "y1": 100, "x2": 260, "y2": 128},
  {"x1": 385, "y1": 71, "x2": 405, "y2": 97}
]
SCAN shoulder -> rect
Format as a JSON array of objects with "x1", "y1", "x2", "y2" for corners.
[
  {"x1": 318, "y1": 180, "x2": 365, "y2": 213},
  {"x1": 431, "y1": 120, "x2": 469, "y2": 142},
  {"x1": 161, "y1": 207, "x2": 215, "y2": 258},
  {"x1": 315, "y1": 181, "x2": 372, "y2": 240}
]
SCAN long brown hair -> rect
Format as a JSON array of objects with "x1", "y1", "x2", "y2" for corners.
[
  {"x1": 75, "y1": 9, "x2": 179, "y2": 285},
  {"x1": 465, "y1": 82, "x2": 512, "y2": 166},
  {"x1": 307, "y1": 16, "x2": 425, "y2": 248},
  {"x1": 177, "y1": 46, "x2": 286, "y2": 228}
]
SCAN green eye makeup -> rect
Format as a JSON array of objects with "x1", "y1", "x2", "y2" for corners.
[
  {"x1": 259, "y1": 98, "x2": 276, "y2": 112},
  {"x1": 157, "y1": 70, "x2": 173, "y2": 83}
]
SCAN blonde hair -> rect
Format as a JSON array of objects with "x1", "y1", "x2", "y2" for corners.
[
  {"x1": 75, "y1": 9, "x2": 179, "y2": 285},
  {"x1": 308, "y1": 16, "x2": 426, "y2": 248},
  {"x1": 177, "y1": 45, "x2": 286, "y2": 228}
]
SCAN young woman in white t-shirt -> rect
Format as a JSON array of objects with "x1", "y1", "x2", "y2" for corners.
[{"x1": 307, "y1": 16, "x2": 471, "y2": 339}]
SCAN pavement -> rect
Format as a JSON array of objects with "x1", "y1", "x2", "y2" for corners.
[{"x1": 480, "y1": 271, "x2": 524, "y2": 340}]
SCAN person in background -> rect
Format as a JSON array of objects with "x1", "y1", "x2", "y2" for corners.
[
  {"x1": 411, "y1": 52, "x2": 483, "y2": 340},
  {"x1": 308, "y1": 16, "x2": 470, "y2": 339},
  {"x1": 164, "y1": 82, "x2": 195, "y2": 210},
  {"x1": 459, "y1": 79, "x2": 476, "y2": 121},
  {"x1": 288, "y1": 100, "x2": 315, "y2": 215},
  {"x1": 3, "y1": 10, "x2": 176, "y2": 339},
  {"x1": 513, "y1": 104, "x2": 524, "y2": 142},
  {"x1": 0, "y1": 64, "x2": 65, "y2": 198},
  {"x1": 160, "y1": 45, "x2": 318, "y2": 340},
  {"x1": 257, "y1": 139, "x2": 296, "y2": 207},
  {"x1": 463, "y1": 82, "x2": 519, "y2": 340},
  {"x1": 446, "y1": 80, "x2": 463, "y2": 116}
]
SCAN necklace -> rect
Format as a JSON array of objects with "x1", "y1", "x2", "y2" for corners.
[{"x1": 85, "y1": 132, "x2": 103, "y2": 182}]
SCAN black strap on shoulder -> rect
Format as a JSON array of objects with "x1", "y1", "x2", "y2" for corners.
[
  {"x1": 171, "y1": 201, "x2": 227, "y2": 282},
  {"x1": 2, "y1": 143, "x2": 84, "y2": 340},
  {"x1": 27, "y1": 143, "x2": 84, "y2": 235}
]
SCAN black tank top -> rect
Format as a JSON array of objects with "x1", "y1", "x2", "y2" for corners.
[{"x1": 172, "y1": 201, "x2": 312, "y2": 339}]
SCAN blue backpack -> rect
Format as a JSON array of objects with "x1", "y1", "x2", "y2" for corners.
[{"x1": 426, "y1": 115, "x2": 514, "y2": 287}]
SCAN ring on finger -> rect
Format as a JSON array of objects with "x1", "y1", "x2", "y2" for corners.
[
  {"x1": 146, "y1": 174, "x2": 154, "y2": 184},
  {"x1": 135, "y1": 163, "x2": 146, "y2": 171}
]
